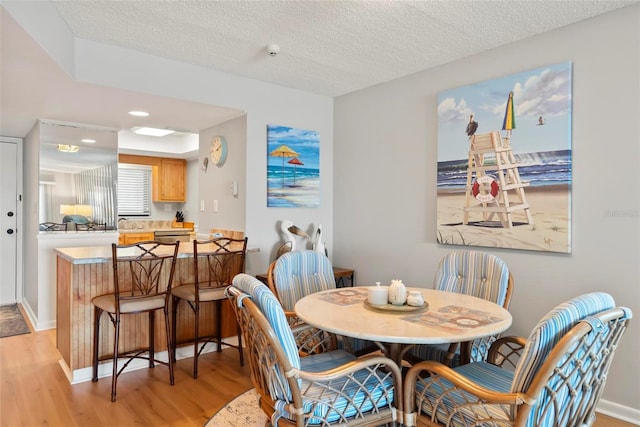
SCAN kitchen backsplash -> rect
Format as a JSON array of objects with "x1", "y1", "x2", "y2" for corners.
[{"x1": 118, "y1": 219, "x2": 175, "y2": 230}]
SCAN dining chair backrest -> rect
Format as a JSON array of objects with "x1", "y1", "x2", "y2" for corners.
[
  {"x1": 513, "y1": 292, "x2": 630, "y2": 425},
  {"x1": 111, "y1": 241, "x2": 179, "y2": 310},
  {"x1": 39, "y1": 222, "x2": 67, "y2": 232},
  {"x1": 433, "y1": 250, "x2": 511, "y2": 308},
  {"x1": 511, "y1": 292, "x2": 615, "y2": 394},
  {"x1": 267, "y1": 250, "x2": 336, "y2": 311},
  {"x1": 193, "y1": 237, "x2": 247, "y2": 298},
  {"x1": 232, "y1": 273, "x2": 301, "y2": 371}
]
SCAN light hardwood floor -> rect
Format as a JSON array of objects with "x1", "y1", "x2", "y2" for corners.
[{"x1": 0, "y1": 306, "x2": 634, "y2": 426}]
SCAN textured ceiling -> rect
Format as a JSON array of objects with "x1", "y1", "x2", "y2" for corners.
[{"x1": 51, "y1": 0, "x2": 637, "y2": 97}]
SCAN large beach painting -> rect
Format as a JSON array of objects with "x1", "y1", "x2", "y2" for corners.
[
  {"x1": 437, "y1": 62, "x2": 572, "y2": 253},
  {"x1": 267, "y1": 124, "x2": 320, "y2": 208}
]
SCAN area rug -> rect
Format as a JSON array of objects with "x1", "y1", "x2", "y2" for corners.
[
  {"x1": 206, "y1": 388, "x2": 267, "y2": 427},
  {"x1": 0, "y1": 304, "x2": 30, "y2": 338}
]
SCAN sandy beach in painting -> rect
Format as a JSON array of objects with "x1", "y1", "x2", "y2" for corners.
[
  {"x1": 437, "y1": 184, "x2": 570, "y2": 253},
  {"x1": 268, "y1": 177, "x2": 320, "y2": 208}
]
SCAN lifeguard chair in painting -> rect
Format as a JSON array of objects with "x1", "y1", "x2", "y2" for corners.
[{"x1": 463, "y1": 130, "x2": 533, "y2": 228}]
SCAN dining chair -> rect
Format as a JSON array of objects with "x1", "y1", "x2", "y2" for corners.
[
  {"x1": 39, "y1": 222, "x2": 67, "y2": 231},
  {"x1": 226, "y1": 273, "x2": 403, "y2": 426},
  {"x1": 403, "y1": 292, "x2": 632, "y2": 427},
  {"x1": 171, "y1": 237, "x2": 247, "y2": 378},
  {"x1": 267, "y1": 250, "x2": 375, "y2": 356},
  {"x1": 408, "y1": 250, "x2": 513, "y2": 366},
  {"x1": 266, "y1": 250, "x2": 339, "y2": 354},
  {"x1": 91, "y1": 240, "x2": 179, "y2": 402},
  {"x1": 75, "y1": 221, "x2": 107, "y2": 231}
]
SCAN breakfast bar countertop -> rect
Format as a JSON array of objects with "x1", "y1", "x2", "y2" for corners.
[{"x1": 55, "y1": 241, "x2": 259, "y2": 264}]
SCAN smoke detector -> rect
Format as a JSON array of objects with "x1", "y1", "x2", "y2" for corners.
[{"x1": 266, "y1": 44, "x2": 280, "y2": 56}]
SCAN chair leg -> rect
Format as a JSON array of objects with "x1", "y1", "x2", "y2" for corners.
[
  {"x1": 193, "y1": 302, "x2": 200, "y2": 379},
  {"x1": 171, "y1": 296, "x2": 179, "y2": 364},
  {"x1": 236, "y1": 322, "x2": 244, "y2": 366},
  {"x1": 215, "y1": 300, "x2": 222, "y2": 352},
  {"x1": 110, "y1": 316, "x2": 120, "y2": 402},
  {"x1": 164, "y1": 305, "x2": 175, "y2": 386},
  {"x1": 92, "y1": 306, "x2": 102, "y2": 382},
  {"x1": 149, "y1": 311, "x2": 155, "y2": 368}
]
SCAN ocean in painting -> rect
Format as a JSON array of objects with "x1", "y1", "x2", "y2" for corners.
[
  {"x1": 267, "y1": 164, "x2": 320, "y2": 207},
  {"x1": 437, "y1": 149, "x2": 571, "y2": 191}
]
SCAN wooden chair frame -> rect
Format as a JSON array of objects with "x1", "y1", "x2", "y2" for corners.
[
  {"x1": 227, "y1": 283, "x2": 403, "y2": 427},
  {"x1": 403, "y1": 305, "x2": 631, "y2": 427}
]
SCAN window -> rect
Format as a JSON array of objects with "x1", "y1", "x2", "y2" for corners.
[{"x1": 117, "y1": 165, "x2": 151, "y2": 216}]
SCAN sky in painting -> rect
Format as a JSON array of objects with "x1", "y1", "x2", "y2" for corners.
[
  {"x1": 267, "y1": 124, "x2": 319, "y2": 169},
  {"x1": 437, "y1": 62, "x2": 572, "y2": 161}
]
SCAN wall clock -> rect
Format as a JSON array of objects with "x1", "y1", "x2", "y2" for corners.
[{"x1": 210, "y1": 135, "x2": 228, "y2": 167}]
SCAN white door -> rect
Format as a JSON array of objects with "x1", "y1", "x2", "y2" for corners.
[{"x1": 0, "y1": 141, "x2": 18, "y2": 304}]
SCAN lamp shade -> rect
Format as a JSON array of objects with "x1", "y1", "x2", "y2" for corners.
[
  {"x1": 75, "y1": 204, "x2": 93, "y2": 217},
  {"x1": 60, "y1": 204, "x2": 76, "y2": 215}
]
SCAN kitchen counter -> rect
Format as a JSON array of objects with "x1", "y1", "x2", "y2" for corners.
[
  {"x1": 56, "y1": 242, "x2": 258, "y2": 265},
  {"x1": 55, "y1": 240, "x2": 251, "y2": 383}
]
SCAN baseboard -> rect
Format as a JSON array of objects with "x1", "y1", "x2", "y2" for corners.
[
  {"x1": 19, "y1": 300, "x2": 37, "y2": 330},
  {"x1": 65, "y1": 340, "x2": 240, "y2": 384},
  {"x1": 597, "y1": 399, "x2": 640, "y2": 425},
  {"x1": 18, "y1": 300, "x2": 56, "y2": 331}
]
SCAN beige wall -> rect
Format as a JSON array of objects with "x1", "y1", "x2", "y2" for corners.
[{"x1": 335, "y1": 5, "x2": 639, "y2": 419}]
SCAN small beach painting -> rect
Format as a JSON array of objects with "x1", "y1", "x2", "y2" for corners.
[
  {"x1": 437, "y1": 62, "x2": 572, "y2": 253},
  {"x1": 267, "y1": 124, "x2": 320, "y2": 208}
]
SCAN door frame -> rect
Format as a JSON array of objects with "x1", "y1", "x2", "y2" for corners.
[{"x1": 0, "y1": 136, "x2": 23, "y2": 304}]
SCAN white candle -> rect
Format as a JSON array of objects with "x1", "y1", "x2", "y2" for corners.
[{"x1": 368, "y1": 283, "x2": 388, "y2": 306}]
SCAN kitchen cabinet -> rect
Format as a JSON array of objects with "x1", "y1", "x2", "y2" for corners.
[
  {"x1": 118, "y1": 232, "x2": 154, "y2": 245},
  {"x1": 153, "y1": 158, "x2": 186, "y2": 202},
  {"x1": 118, "y1": 154, "x2": 186, "y2": 202}
]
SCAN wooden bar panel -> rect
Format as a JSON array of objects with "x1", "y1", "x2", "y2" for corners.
[{"x1": 57, "y1": 252, "x2": 240, "y2": 374}]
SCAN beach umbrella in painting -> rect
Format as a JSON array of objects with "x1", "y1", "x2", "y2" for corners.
[
  {"x1": 502, "y1": 91, "x2": 516, "y2": 138},
  {"x1": 287, "y1": 157, "x2": 304, "y2": 187},
  {"x1": 270, "y1": 144, "x2": 299, "y2": 188}
]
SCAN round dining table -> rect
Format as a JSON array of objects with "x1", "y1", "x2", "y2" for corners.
[{"x1": 294, "y1": 286, "x2": 513, "y2": 367}]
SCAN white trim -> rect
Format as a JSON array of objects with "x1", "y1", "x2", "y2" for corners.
[
  {"x1": 596, "y1": 399, "x2": 640, "y2": 425},
  {"x1": 20, "y1": 299, "x2": 38, "y2": 330},
  {"x1": 63, "y1": 338, "x2": 241, "y2": 384}
]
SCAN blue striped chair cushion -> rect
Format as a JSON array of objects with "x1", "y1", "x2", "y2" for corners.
[
  {"x1": 272, "y1": 250, "x2": 336, "y2": 311},
  {"x1": 416, "y1": 362, "x2": 514, "y2": 426},
  {"x1": 276, "y1": 353, "x2": 396, "y2": 424},
  {"x1": 409, "y1": 250, "x2": 510, "y2": 364},
  {"x1": 511, "y1": 292, "x2": 615, "y2": 393},
  {"x1": 232, "y1": 273, "x2": 300, "y2": 371},
  {"x1": 433, "y1": 251, "x2": 509, "y2": 306}
]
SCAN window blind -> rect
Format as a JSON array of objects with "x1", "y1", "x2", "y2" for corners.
[{"x1": 118, "y1": 165, "x2": 151, "y2": 216}]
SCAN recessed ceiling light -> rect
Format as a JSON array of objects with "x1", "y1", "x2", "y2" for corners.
[
  {"x1": 128, "y1": 111, "x2": 149, "y2": 117},
  {"x1": 81, "y1": 139, "x2": 96, "y2": 143},
  {"x1": 132, "y1": 127, "x2": 175, "y2": 137}
]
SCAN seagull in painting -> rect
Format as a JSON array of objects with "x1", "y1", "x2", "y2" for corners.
[
  {"x1": 466, "y1": 114, "x2": 478, "y2": 137},
  {"x1": 276, "y1": 220, "x2": 310, "y2": 259},
  {"x1": 537, "y1": 116, "x2": 545, "y2": 126},
  {"x1": 313, "y1": 224, "x2": 328, "y2": 257}
]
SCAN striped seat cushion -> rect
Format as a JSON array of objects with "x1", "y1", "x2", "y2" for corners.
[
  {"x1": 410, "y1": 250, "x2": 510, "y2": 365},
  {"x1": 232, "y1": 273, "x2": 301, "y2": 371},
  {"x1": 276, "y1": 355, "x2": 396, "y2": 425},
  {"x1": 416, "y1": 362, "x2": 514, "y2": 426},
  {"x1": 511, "y1": 292, "x2": 615, "y2": 393},
  {"x1": 272, "y1": 250, "x2": 336, "y2": 311}
]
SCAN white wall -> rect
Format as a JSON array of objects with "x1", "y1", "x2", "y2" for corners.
[
  {"x1": 198, "y1": 115, "x2": 247, "y2": 237},
  {"x1": 335, "y1": 5, "x2": 639, "y2": 418},
  {"x1": 9, "y1": 5, "x2": 333, "y2": 303}
]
